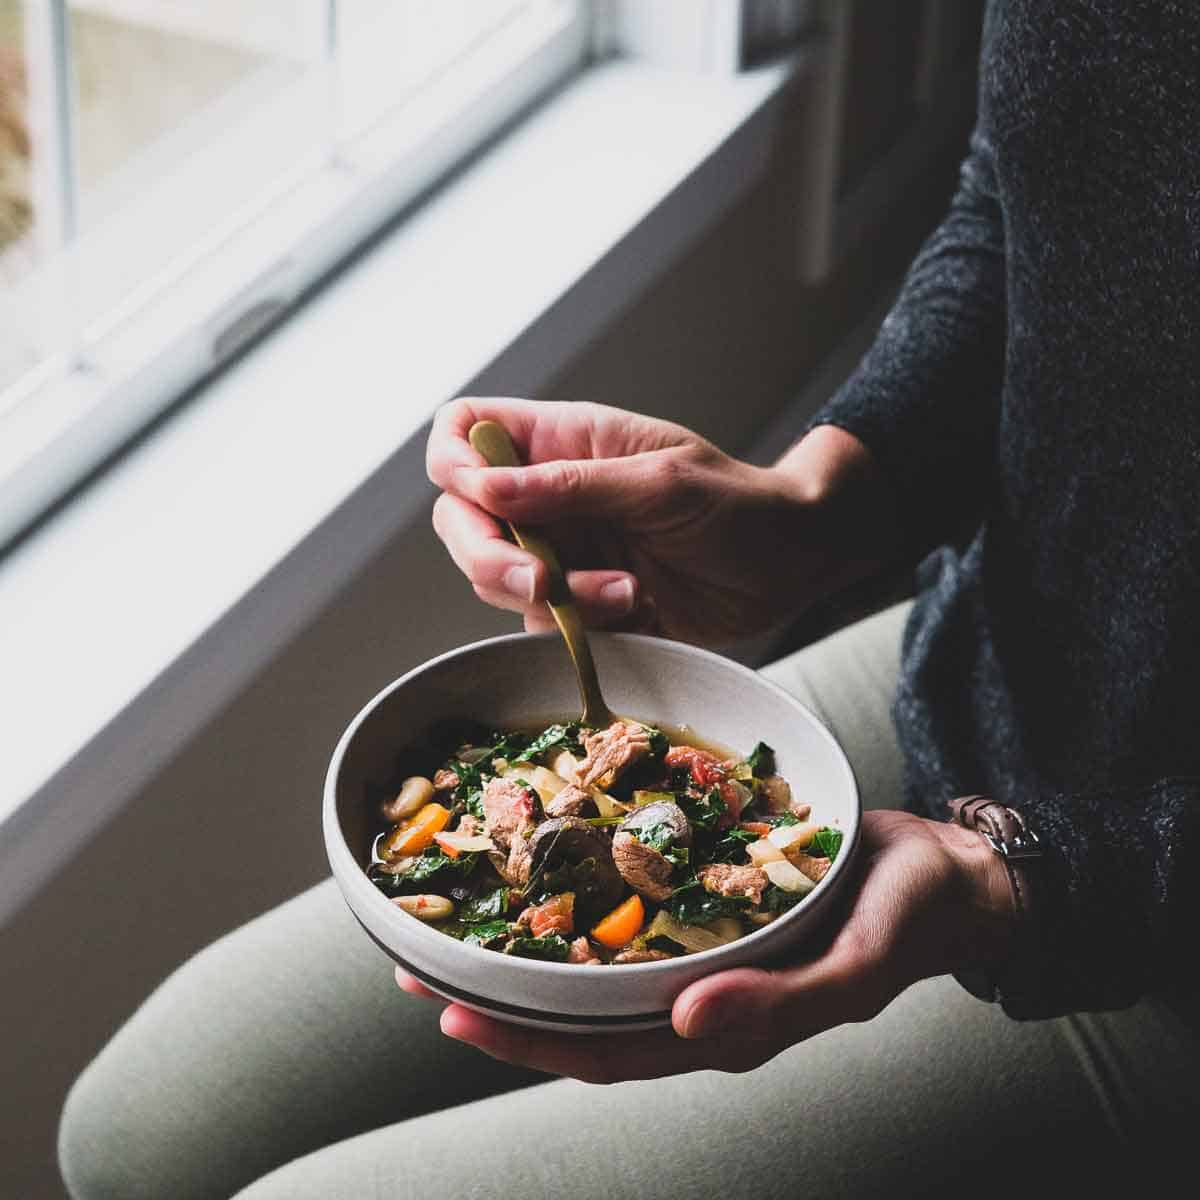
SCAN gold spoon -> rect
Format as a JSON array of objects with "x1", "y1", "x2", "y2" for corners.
[{"x1": 468, "y1": 419, "x2": 617, "y2": 729}]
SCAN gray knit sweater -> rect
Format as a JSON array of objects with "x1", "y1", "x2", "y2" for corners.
[{"x1": 812, "y1": 0, "x2": 1199, "y2": 1019}]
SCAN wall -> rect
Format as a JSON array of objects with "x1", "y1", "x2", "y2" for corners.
[{"x1": 0, "y1": 7, "x2": 981, "y2": 1195}]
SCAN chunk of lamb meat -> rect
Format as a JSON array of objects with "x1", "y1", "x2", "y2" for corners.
[
  {"x1": 482, "y1": 777, "x2": 542, "y2": 846},
  {"x1": 613, "y1": 948, "x2": 672, "y2": 964},
  {"x1": 490, "y1": 838, "x2": 534, "y2": 887},
  {"x1": 575, "y1": 721, "x2": 652, "y2": 791},
  {"x1": 697, "y1": 863, "x2": 769, "y2": 906},
  {"x1": 545, "y1": 783, "x2": 598, "y2": 819},
  {"x1": 568, "y1": 936, "x2": 602, "y2": 965},
  {"x1": 482, "y1": 777, "x2": 542, "y2": 886},
  {"x1": 792, "y1": 852, "x2": 831, "y2": 885},
  {"x1": 611, "y1": 831, "x2": 673, "y2": 903}
]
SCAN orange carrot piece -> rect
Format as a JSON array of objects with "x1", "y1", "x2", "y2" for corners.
[
  {"x1": 590, "y1": 894, "x2": 645, "y2": 949},
  {"x1": 382, "y1": 803, "x2": 450, "y2": 858}
]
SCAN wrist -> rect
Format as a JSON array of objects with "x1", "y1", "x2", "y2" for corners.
[
  {"x1": 942, "y1": 796, "x2": 1047, "y2": 1007},
  {"x1": 933, "y1": 816, "x2": 1023, "y2": 975},
  {"x1": 767, "y1": 424, "x2": 904, "y2": 602}
]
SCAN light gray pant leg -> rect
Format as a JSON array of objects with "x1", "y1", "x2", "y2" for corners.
[
  {"x1": 57, "y1": 880, "x2": 545, "y2": 1200},
  {"x1": 234, "y1": 602, "x2": 1198, "y2": 1199},
  {"x1": 234, "y1": 977, "x2": 1196, "y2": 1200},
  {"x1": 760, "y1": 599, "x2": 912, "y2": 811}
]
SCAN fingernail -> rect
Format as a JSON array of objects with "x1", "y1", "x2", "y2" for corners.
[
  {"x1": 599, "y1": 577, "x2": 635, "y2": 613},
  {"x1": 439, "y1": 1009, "x2": 466, "y2": 1041},
  {"x1": 504, "y1": 565, "x2": 536, "y2": 603}
]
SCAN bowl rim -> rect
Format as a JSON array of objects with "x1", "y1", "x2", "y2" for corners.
[{"x1": 323, "y1": 630, "x2": 861, "y2": 980}]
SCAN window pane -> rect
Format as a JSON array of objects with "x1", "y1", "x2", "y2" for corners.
[
  {"x1": 0, "y1": 1, "x2": 37, "y2": 390},
  {"x1": 1, "y1": 0, "x2": 551, "y2": 400}
]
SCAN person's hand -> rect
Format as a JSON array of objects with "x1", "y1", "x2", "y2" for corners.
[
  {"x1": 394, "y1": 810, "x2": 1019, "y2": 1082},
  {"x1": 426, "y1": 397, "x2": 900, "y2": 647}
]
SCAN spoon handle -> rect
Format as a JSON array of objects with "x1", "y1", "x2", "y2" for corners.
[{"x1": 468, "y1": 420, "x2": 616, "y2": 728}]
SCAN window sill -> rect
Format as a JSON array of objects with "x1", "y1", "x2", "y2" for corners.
[{"x1": 0, "y1": 51, "x2": 809, "y2": 926}]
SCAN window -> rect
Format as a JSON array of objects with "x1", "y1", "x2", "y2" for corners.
[{"x1": 0, "y1": 0, "x2": 588, "y2": 549}]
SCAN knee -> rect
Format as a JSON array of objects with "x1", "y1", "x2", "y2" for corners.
[{"x1": 58, "y1": 1049, "x2": 151, "y2": 1200}]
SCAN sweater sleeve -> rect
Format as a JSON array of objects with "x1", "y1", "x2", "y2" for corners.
[
  {"x1": 808, "y1": 124, "x2": 1008, "y2": 558},
  {"x1": 1004, "y1": 776, "x2": 1200, "y2": 1022}
]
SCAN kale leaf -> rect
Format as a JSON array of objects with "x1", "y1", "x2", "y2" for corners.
[
  {"x1": 462, "y1": 919, "x2": 510, "y2": 948},
  {"x1": 762, "y1": 884, "x2": 804, "y2": 914},
  {"x1": 643, "y1": 726, "x2": 671, "y2": 759},
  {"x1": 810, "y1": 827, "x2": 843, "y2": 860},
  {"x1": 680, "y1": 787, "x2": 726, "y2": 831},
  {"x1": 506, "y1": 934, "x2": 571, "y2": 962},
  {"x1": 762, "y1": 811, "x2": 800, "y2": 828},
  {"x1": 710, "y1": 827, "x2": 758, "y2": 864},
  {"x1": 367, "y1": 849, "x2": 478, "y2": 895},
  {"x1": 513, "y1": 723, "x2": 584, "y2": 761},
  {"x1": 746, "y1": 741, "x2": 776, "y2": 778},
  {"x1": 669, "y1": 877, "x2": 751, "y2": 926},
  {"x1": 406, "y1": 847, "x2": 479, "y2": 883},
  {"x1": 635, "y1": 822, "x2": 677, "y2": 853},
  {"x1": 459, "y1": 887, "x2": 509, "y2": 923}
]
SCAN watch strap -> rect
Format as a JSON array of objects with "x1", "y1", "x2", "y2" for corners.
[
  {"x1": 947, "y1": 795, "x2": 1043, "y2": 1007},
  {"x1": 948, "y1": 794, "x2": 1040, "y2": 921}
]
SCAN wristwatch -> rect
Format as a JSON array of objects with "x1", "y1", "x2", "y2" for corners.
[{"x1": 947, "y1": 795, "x2": 1043, "y2": 1004}]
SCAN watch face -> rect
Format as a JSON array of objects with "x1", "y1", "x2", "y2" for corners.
[{"x1": 953, "y1": 966, "x2": 998, "y2": 1003}]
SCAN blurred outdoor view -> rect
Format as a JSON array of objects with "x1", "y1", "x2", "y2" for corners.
[{"x1": 0, "y1": 0, "x2": 421, "y2": 390}]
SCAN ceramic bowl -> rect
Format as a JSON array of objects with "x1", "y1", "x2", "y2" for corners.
[{"x1": 323, "y1": 631, "x2": 860, "y2": 1034}]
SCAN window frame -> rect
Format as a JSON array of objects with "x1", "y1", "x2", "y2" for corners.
[{"x1": 0, "y1": 0, "x2": 591, "y2": 552}]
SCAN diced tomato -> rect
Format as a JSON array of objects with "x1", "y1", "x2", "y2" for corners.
[
  {"x1": 719, "y1": 779, "x2": 748, "y2": 824},
  {"x1": 665, "y1": 745, "x2": 725, "y2": 788},
  {"x1": 527, "y1": 892, "x2": 575, "y2": 939}
]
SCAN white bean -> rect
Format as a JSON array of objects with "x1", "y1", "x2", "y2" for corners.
[
  {"x1": 392, "y1": 894, "x2": 454, "y2": 921},
  {"x1": 381, "y1": 776, "x2": 434, "y2": 823}
]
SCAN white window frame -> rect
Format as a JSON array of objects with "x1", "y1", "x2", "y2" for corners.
[
  {"x1": 0, "y1": 1, "x2": 823, "y2": 553},
  {"x1": 0, "y1": 0, "x2": 591, "y2": 551}
]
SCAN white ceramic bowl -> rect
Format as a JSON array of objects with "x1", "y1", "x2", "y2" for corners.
[{"x1": 324, "y1": 631, "x2": 860, "y2": 1034}]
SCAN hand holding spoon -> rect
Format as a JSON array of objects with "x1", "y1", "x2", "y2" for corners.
[{"x1": 468, "y1": 419, "x2": 617, "y2": 729}]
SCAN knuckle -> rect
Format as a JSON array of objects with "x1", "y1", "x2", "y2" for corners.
[{"x1": 548, "y1": 458, "x2": 584, "y2": 500}]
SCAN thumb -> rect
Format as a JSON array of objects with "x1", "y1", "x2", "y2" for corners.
[
  {"x1": 449, "y1": 451, "x2": 683, "y2": 523},
  {"x1": 672, "y1": 968, "x2": 786, "y2": 1040},
  {"x1": 673, "y1": 954, "x2": 889, "y2": 1043}
]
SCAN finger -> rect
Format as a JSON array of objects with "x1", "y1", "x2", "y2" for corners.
[
  {"x1": 427, "y1": 398, "x2": 534, "y2": 488},
  {"x1": 432, "y1": 492, "x2": 544, "y2": 603},
  {"x1": 427, "y1": 397, "x2": 588, "y2": 490},
  {"x1": 394, "y1": 967, "x2": 444, "y2": 1003},
  {"x1": 428, "y1": 397, "x2": 679, "y2": 491},
  {"x1": 672, "y1": 928, "x2": 889, "y2": 1043},
  {"x1": 438, "y1": 1005, "x2": 771, "y2": 1083},
  {"x1": 474, "y1": 570, "x2": 637, "y2": 619},
  {"x1": 448, "y1": 453, "x2": 688, "y2": 526},
  {"x1": 525, "y1": 594, "x2": 661, "y2": 636}
]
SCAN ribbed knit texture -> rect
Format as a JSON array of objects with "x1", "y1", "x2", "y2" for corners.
[{"x1": 811, "y1": 0, "x2": 1200, "y2": 1019}]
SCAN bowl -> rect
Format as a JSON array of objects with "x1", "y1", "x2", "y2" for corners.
[{"x1": 323, "y1": 631, "x2": 860, "y2": 1034}]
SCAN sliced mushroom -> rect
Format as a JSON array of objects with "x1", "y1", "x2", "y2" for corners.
[
  {"x1": 611, "y1": 801, "x2": 692, "y2": 902},
  {"x1": 617, "y1": 801, "x2": 692, "y2": 849},
  {"x1": 611, "y1": 832, "x2": 673, "y2": 903},
  {"x1": 528, "y1": 817, "x2": 624, "y2": 913}
]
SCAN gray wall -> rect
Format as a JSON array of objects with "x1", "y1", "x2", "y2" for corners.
[{"x1": 0, "y1": 9, "x2": 981, "y2": 1195}]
